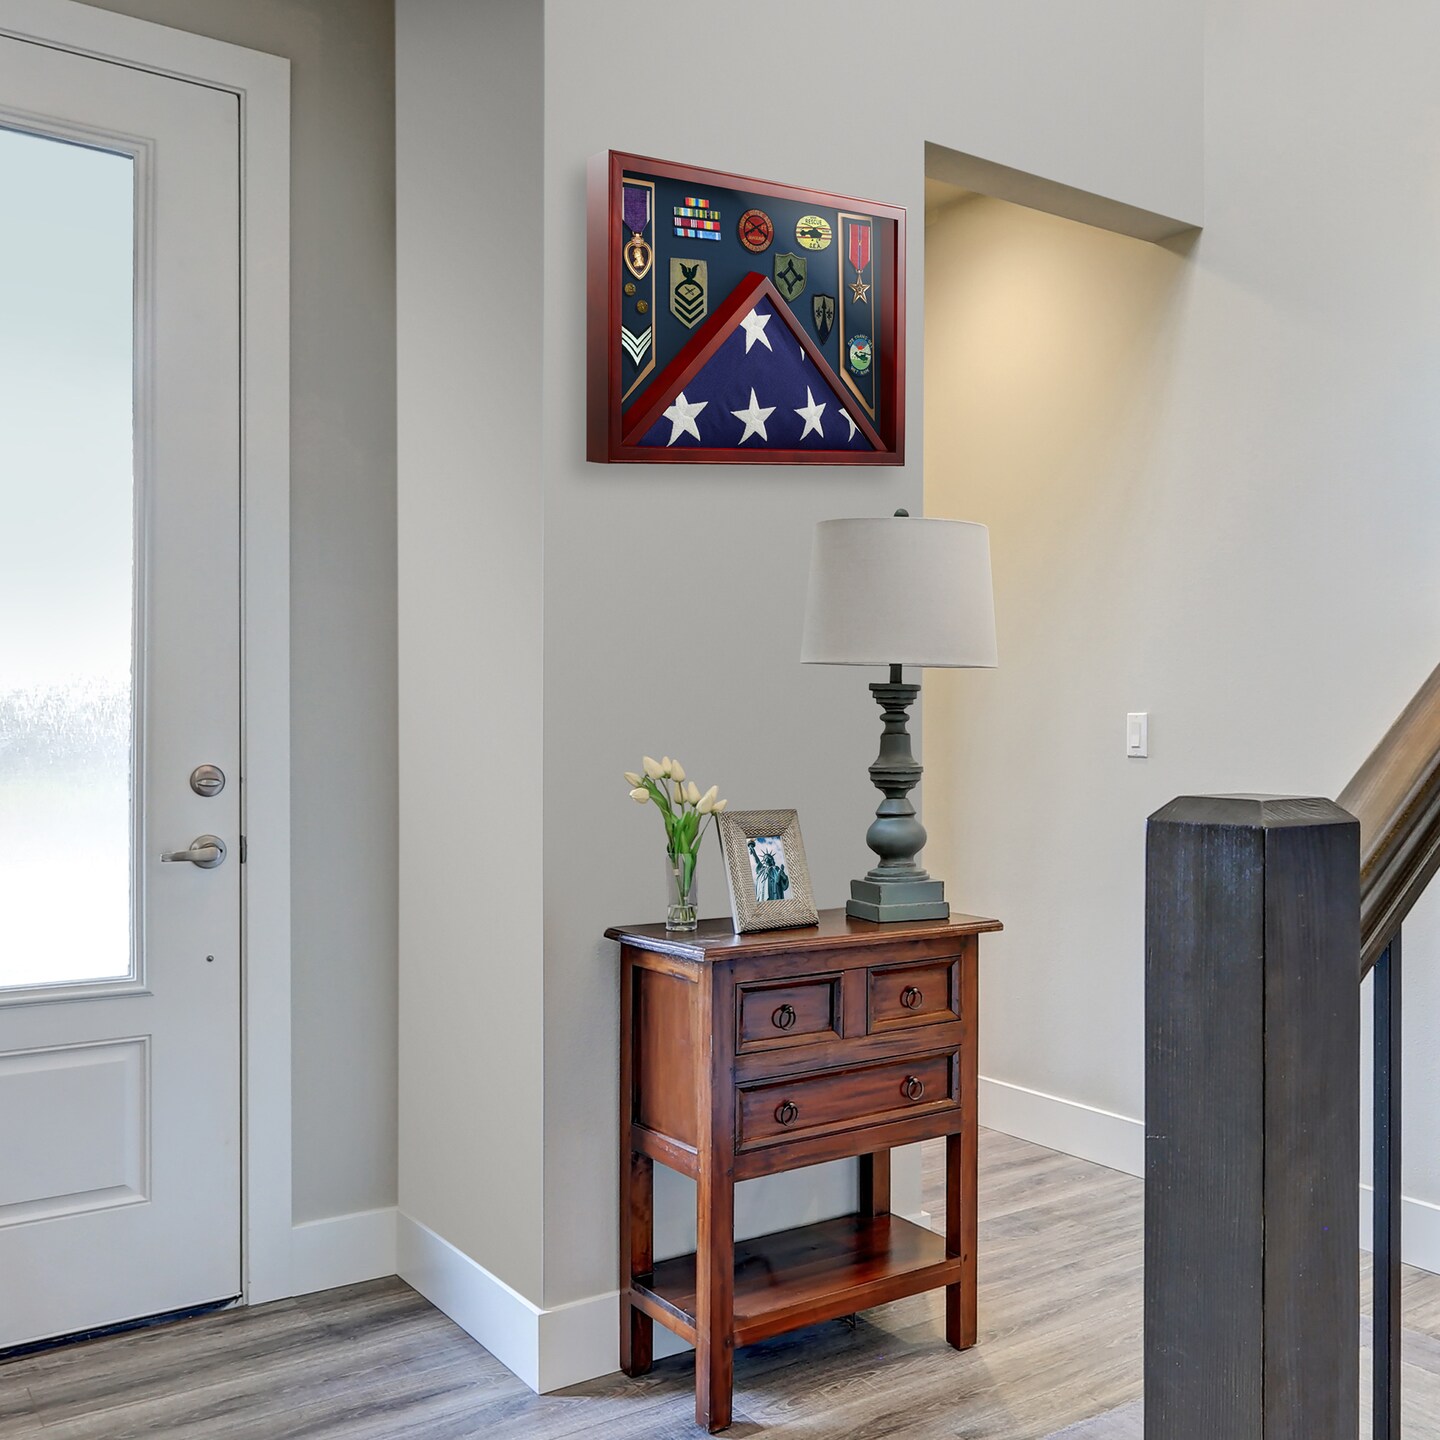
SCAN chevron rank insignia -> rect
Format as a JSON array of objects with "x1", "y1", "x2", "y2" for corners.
[
  {"x1": 773, "y1": 251, "x2": 807, "y2": 301},
  {"x1": 812, "y1": 294, "x2": 835, "y2": 343},
  {"x1": 670, "y1": 258, "x2": 708, "y2": 330},
  {"x1": 621, "y1": 325, "x2": 652, "y2": 365}
]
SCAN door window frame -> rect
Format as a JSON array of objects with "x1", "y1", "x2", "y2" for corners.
[{"x1": 0, "y1": 0, "x2": 293, "y2": 1305}]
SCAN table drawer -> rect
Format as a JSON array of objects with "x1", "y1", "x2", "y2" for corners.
[
  {"x1": 735, "y1": 976, "x2": 841, "y2": 1053},
  {"x1": 867, "y1": 958, "x2": 960, "y2": 1034},
  {"x1": 737, "y1": 1050, "x2": 957, "y2": 1151}
]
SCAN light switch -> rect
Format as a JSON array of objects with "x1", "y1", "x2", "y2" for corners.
[{"x1": 1127, "y1": 712, "x2": 1149, "y2": 758}]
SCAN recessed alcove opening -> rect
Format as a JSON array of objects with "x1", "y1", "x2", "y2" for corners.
[{"x1": 920, "y1": 168, "x2": 1194, "y2": 1155}]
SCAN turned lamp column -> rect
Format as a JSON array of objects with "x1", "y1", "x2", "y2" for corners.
[
  {"x1": 801, "y1": 511, "x2": 997, "y2": 922},
  {"x1": 846, "y1": 665, "x2": 945, "y2": 919}
]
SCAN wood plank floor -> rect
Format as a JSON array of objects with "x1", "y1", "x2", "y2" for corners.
[{"x1": 5, "y1": 1130, "x2": 1435, "y2": 1437}]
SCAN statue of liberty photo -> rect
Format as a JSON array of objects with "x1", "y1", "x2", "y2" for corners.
[{"x1": 747, "y1": 837, "x2": 791, "y2": 904}]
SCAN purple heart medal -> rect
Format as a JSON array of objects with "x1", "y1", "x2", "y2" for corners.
[{"x1": 622, "y1": 184, "x2": 653, "y2": 280}]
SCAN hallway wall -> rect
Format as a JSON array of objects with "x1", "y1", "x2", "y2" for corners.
[{"x1": 924, "y1": 0, "x2": 1440, "y2": 1256}]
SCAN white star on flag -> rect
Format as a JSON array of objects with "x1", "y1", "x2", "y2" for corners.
[
  {"x1": 795, "y1": 387, "x2": 826, "y2": 440},
  {"x1": 841, "y1": 409, "x2": 859, "y2": 441},
  {"x1": 662, "y1": 391, "x2": 708, "y2": 446},
  {"x1": 739, "y1": 308, "x2": 773, "y2": 354},
  {"x1": 731, "y1": 388, "x2": 776, "y2": 444}
]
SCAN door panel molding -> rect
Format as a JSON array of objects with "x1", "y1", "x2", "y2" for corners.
[{"x1": 0, "y1": 0, "x2": 293, "y2": 1305}]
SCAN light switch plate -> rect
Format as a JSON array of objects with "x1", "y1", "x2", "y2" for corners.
[{"x1": 1127, "y1": 712, "x2": 1149, "y2": 758}]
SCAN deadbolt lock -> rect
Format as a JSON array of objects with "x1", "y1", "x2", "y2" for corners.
[{"x1": 190, "y1": 764, "x2": 226, "y2": 798}]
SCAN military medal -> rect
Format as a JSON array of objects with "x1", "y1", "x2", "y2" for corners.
[
  {"x1": 795, "y1": 214, "x2": 833, "y2": 250},
  {"x1": 622, "y1": 184, "x2": 653, "y2": 280},
  {"x1": 738, "y1": 208, "x2": 774, "y2": 253},
  {"x1": 848, "y1": 220, "x2": 872, "y2": 304}
]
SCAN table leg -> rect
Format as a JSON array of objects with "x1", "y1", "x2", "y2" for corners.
[
  {"x1": 695, "y1": 1170, "x2": 735, "y2": 1432},
  {"x1": 858, "y1": 1150, "x2": 891, "y2": 1217},
  {"x1": 945, "y1": 1126, "x2": 977, "y2": 1350},
  {"x1": 620, "y1": 1150, "x2": 654, "y2": 1376}
]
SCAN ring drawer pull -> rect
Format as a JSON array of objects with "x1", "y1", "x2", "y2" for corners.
[
  {"x1": 773, "y1": 1003, "x2": 797, "y2": 1031},
  {"x1": 902, "y1": 1076, "x2": 926, "y2": 1102},
  {"x1": 901, "y1": 985, "x2": 924, "y2": 1010},
  {"x1": 775, "y1": 1100, "x2": 800, "y2": 1127}
]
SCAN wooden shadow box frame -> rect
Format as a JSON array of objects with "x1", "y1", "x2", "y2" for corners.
[{"x1": 586, "y1": 150, "x2": 906, "y2": 466}]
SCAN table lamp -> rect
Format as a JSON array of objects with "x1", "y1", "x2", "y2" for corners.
[{"x1": 800, "y1": 510, "x2": 997, "y2": 921}]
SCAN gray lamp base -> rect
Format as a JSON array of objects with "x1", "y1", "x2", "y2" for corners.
[{"x1": 847, "y1": 877, "x2": 950, "y2": 923}]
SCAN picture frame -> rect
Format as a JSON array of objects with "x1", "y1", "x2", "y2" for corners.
[
  {"x1": 716, "y1": 809, "x2": 820, "y2": 933},
  {"x1": 586, "y1": 150, "x2": 906, "y2": 465}
]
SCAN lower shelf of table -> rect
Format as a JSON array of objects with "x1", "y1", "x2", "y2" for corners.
[{"x1": 629, "y1": 1213, "x2": 964, "y2": 1348}]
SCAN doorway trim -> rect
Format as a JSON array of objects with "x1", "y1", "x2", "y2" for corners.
[{"x1": 0, "y1": 0, "x2": 293, "y2": 1304}]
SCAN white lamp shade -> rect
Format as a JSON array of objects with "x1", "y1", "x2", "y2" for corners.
[{"x1": 800, "y1": 515, "x2": 998, "y2": 668}]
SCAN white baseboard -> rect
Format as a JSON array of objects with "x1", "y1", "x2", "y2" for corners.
[
  {"x1": 290, "y1": 1206, "x2": 398, "y2": 1296},
  {"x1": 395, "y1": 1212, "x2": 639, "y2": 1392},
  {"x1": 1361, "y1": 1185, "x2": 1440, "y2": 1275},
  {"x1": 979, "y1": 1074, "x2": 1440, "y2": 1279},
  {"x1": 979, "y1": 1075, "x2": 1144, "y2": 1178}
]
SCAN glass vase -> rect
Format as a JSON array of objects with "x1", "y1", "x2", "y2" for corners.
[{"x1": 665, "y1": 850, "x2": 699, "y2": 931}]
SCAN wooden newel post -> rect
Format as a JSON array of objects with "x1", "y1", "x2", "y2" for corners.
[{"x1": 1145, "y1": 796, "x2": 1359, "y2": 1440}]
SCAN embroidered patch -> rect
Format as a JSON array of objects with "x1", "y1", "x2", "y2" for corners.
[
  {"x1": 812, "y1": 294, "x2": 836, "y2": 343},
  {"x1": 795, "y1": 214, "x2": 833, "y2": 250},
  {"x1": 773, "y1": 251, "x2": 807, "y2": 301},
  {"x1": 670, "y1": 258, "x2": 708, "y2": 329},
  {"x1": 737, "y1": 208, "x2": 775, "y2": 253},
  {"x1": 621, "y1": 325, "x2": 652, "y2": 365}
]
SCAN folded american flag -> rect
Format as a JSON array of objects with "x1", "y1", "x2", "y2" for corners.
[{"x1": 637, "y1": 298, "x2": 872, "y2": 451}]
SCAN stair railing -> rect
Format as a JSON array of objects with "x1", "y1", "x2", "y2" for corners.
[{"x1": 1146, "y1": 661, "x2": 1440, "y2": 1440}]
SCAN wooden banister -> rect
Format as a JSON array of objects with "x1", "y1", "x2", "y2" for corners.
[{"x1": 1338, "y1": 661, "x2": 1440, "y2": 974}]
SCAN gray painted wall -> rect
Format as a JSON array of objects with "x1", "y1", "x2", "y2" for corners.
[
  {"x1": 396, "y1": 0, "x2": 547, "y2": 1299},
  {"x1": 86, "y1": 0, "x2": 399, "y2": 1224},
  {"x1": 924, "y1": 0, "x2": 1440, "y2": 1230},
  {"x1": 533, "y1": 0, "x2": 1202, "y2": 1309}
]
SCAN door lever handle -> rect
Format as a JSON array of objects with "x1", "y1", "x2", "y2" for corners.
[{"x1": 161, "y1": 835, "x2": 227, "y2": 869}]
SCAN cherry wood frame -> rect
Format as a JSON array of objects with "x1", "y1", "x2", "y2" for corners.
[
  {"x1": 609, "y1": 910, "x2": 1000, "y2": 1432},
  {"x1": 586, "y1": 150, "x2": 906, "y2": 465}
]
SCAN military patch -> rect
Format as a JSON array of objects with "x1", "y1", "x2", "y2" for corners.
[
  {"x1": 848, "y1": 334, "x2": 873, "y2": 375},
  {"x1": 621, "y1": 325, "x2": 652, "y2": 366},
  {"x1": 670, "y1": 258, "x2": 708, "y2": 330},
  {"x1": 673, "y1": 195, "x2": 721, "y2": 242},
  {"x1": 773, "y1": 251, "x2": 807, "y2": 301},
  {"x1": 737, "y1": 208, "x2": 774, "y2": 253},
  {"x1": 795, "y1": 214, "x2": 833, "y2": 250},
  {"x1": 812, "y1": 294, "x2": 836, "y2": 343}
]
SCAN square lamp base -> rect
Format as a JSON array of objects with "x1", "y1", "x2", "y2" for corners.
[{"x1": 846, "y1": 877, "x2": 950, "y2": 923}]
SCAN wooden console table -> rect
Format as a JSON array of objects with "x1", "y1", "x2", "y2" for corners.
[{"x1": 607, "y1": 908, "x2": 1001, "y2": 1432}]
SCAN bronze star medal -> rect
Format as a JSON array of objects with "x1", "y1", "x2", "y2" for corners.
[{"x1": 848, "y1": 219, "x2": 871, "y2": 304}]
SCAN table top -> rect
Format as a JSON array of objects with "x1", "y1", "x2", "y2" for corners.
[{"x1": 605, "y1": 906, "x2": 1002, "y2": 961}]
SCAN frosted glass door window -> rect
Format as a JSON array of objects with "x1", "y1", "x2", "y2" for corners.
[{"x1": 0, "y1": 128, "x2": 135, "y2": 989}]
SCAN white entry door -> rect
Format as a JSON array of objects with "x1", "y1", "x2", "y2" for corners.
[{"x1": 0, "y1": 37, "x2": 241, "y2": 1347}]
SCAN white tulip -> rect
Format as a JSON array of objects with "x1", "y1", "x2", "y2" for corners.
[
  {"x1": 661, "y1": 756, "x2": 673, "y2": 777},
  {"x1": 624, "y1": 771, "x2": 642, "y2": 786},
  {"x1": 629, "y1": 787, "x2": 650, "y2": 804},
  {"x1": 685, "y1": 781, "x2": 701, "y2": 805},
  {"x1": 697, "y1": 785, "x2": 719, "y2": 814},
  {"x1": 712, "y1": 798, "x2": 728, "y2": 813},
  {"x1": 642, "y1": 755, "x2": 663, "y2": 779},
  {"x1": 670, "y1": 759, "x2": 686, "y2": 782}
]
